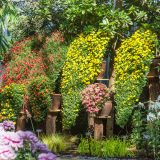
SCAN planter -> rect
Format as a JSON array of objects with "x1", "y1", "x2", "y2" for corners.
[
  {"x1": 99, "y1": 101, "x2": 112, "y2": 117},
  {"x1": 51, "y1": 94, "x2": 61, "y2": 111},
  {"x1": 97, "y1": 61, "x2": 106, "y2": 79}
]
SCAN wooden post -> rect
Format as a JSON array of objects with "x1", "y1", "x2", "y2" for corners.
[
  {"x1": 46, "y1": 110, "x2": 60, "y2": 135},
  {"x1": 94, "y1": 117, "x2": 103, "y2": 140},
  {"x1": 94, "y1": 116, "x2": 112, "y2": 140},
  {"x1": 16, "y1": 112, "x2": 26, "y2": 131},
  {"x1": 88, "y1": 113, "x2": 95, "y2": 129},
  {"x1": 106, "y1": 109, "x2": 114, "y2": 137},
  {"x1": 46, "y1": 94, "x2": 61, "y2": 135}
]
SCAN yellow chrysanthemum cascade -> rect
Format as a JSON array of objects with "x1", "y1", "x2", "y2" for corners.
[
  {"x1": 114, "y1": 29, "x2": 157, "y2": 127},
  {"x1": 61, "y1": 31, "x2": 110, "y2": 129}
]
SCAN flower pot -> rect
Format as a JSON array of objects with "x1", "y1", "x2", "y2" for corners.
[
  {"x1": 51, "y1": 94, "x2": 61, "y2": 111},
  {"x1": 99, "y1": 101, "x2": 112, "y2": 117},
  {"x1": 97, "y1": 61, "x2": 106, "y2": 79}
]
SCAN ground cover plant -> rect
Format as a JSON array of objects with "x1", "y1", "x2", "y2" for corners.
[{"x1": 78, "y1": 137, "x2": 135, "y2": 158}]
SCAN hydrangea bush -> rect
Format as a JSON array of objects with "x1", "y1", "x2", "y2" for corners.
[
  {"x1": 0, "y1": 121, "x2": 56, "y2": 160},
  {"x1": 81, "y1": 83, "x2": 110, "y2": 113}
]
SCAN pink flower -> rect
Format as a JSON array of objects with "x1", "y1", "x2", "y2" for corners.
[{"x1": 81, "y1": 83, "x2": 110, "y2": 113}]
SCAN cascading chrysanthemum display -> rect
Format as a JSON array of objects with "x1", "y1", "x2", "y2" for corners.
[{"x1": 114, "y1": 29, "x2": 157, "y2": 127}]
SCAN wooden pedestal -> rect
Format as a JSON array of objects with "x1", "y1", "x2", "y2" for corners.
[
  {"x1": 16, "y1": 112, "x2": 26, "y2": 131},
  {"x1": 94, "y1": 116, "x2": 112, "y2": 140},
  {"x1": 46, "y1": 109, "x2": 60, "y2": 135}
]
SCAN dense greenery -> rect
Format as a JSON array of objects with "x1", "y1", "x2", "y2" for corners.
[
  {"x1": 132, "y1": 98, "x2": 160, "y2": 159},
  {"x1": 0, "y1": 0, "x2": 16, "y2": 60}
]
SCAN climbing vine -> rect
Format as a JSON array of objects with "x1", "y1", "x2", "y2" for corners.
[
  {"x1": 114, "y1": 29, "x2": 157, "y2": 127},
  {"x1": 61, "y1": 31, "x2": 110, "y2": 129}
]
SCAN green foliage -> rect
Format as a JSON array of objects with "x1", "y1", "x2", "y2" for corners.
[
  {"x1": 61, "y1": 31, "x2": 110, "y2": 129},
  {"x1": 0, "y1": 0, "x2": 17, "y2": 59},
  {"x1": 0, "y1": 83, "x2": 25, "y2": 122},
  {"x1": 78, "y1": 137, "x2": 134, "y2": 158},
  {"x1": 114, "y1": 29, "x2": 157, "y2": 127},
  {"x1": 11, "y1": 0, "x2": 66, "y2": 41},
  {"x1": 132, "y1": 98, "x2": 160, "y2": 159},
  {"x1": 41, "y1": 134, "x2": 66, "y2": 153},
  {"x1": 124, "y1": 0, "x2": 160, "y2": 34},
  {"x1": 42, "y1": 31, "x2": 67, "y2": 89},
  {"x1": 62, "y1": 0, "x2": 133, "y2": 39},
  {"x1": 28, "y1": 75, "x2": 52, "y2": 123}
]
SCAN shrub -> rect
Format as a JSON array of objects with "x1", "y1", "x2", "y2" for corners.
[
  {"x1": 42, "y1": 31, "x2": 67, "y2": 90},
  {"x1": 0, "y1": 83, "x2": 25, "y2": 122},
  {"x1": 132, "y1": 97, "x2": 160, "y2": 159},
  {"x1": 114, "y1": 29, "x2": 157, "y2": 127},
  {"x1": 28, "y1": 76, "x2": 52, "y2": 123},
  {"x1": 61, "y1": 31, "x2": 110, "y2": 129},
  {"x1": 3, "y1": 31, "x2": 67, "y2": 89}
]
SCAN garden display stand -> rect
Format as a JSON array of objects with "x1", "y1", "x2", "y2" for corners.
[
  {"x1": 147, "y1": 57, "x2": 160, "y2": 101},
  {"x1": 16, "y1": 111, "x2": 26, "y2": 131},
  {"x1": 92, "y1": 58, "x2": 114, "y2": 140},
  {"x1": 94, "y1": 107, "x2": 113, "y2": 140},
  {"x1": 46, "y1": 94, "x2": 61, "y2": 135}
]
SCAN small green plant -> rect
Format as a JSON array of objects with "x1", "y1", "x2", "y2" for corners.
[
  {"x1": 41, "y1": 134, "x2": 66, "y2": 153},
  {"x1": 78, "y1": 137, "x2": 134, "y2": 158}
]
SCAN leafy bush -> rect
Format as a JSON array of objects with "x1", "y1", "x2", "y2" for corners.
[
  {"x1": 78, "y1": 137, "x2": 134, "y2": 158},
  {"x1": 28, "y1": 76, "x2": 52, "y2": 123},
  {"x1": 132, "y1": 97, "x2": 160, "y2": 159},
  {"x1": 42, "y1": 31, "x2": 67, "y2": 90},
  {"x1": 114, "y1": 29, "x2": 157, "y2": 127},
  {"x1": 61, "y1": 31, "x2": 110, "y2": 129},
  {"x1": 0, "y1": 83, "x2": 25, "y2": 122}
]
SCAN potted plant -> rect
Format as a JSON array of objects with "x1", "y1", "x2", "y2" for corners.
[{"x1": 81, "y1": 83, "x2": 112, "y2": 116}]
